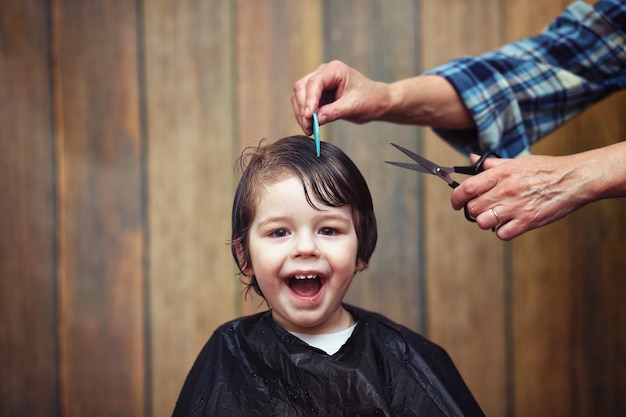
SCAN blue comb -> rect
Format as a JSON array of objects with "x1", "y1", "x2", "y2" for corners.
[{"x1": 312, "y1": 112, "x2": 320, "y2": 157}]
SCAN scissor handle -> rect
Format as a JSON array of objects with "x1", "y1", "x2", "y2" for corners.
[
  {"x1": 454, "y1": 151, "x2": 500, "y2": 175},
  {"x1": 452, "y1": 151, "x2": 501, "y2": 223},
  {"x1": 464, "y1": 205, "x2": 476, "y2": 222},
  {"x1": 447, "y1": 181, "x2": 475, "y2": 222}
]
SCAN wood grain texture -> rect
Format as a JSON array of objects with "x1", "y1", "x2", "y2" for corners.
[
  {"x1": 143, "y1": 1, "x2": 239, "y2": 415},
  {"x1": 566, "y1": 94, "x2": 626, "y2": 416},
  {"x1": 0, "y1": 1, "x2": 59, "y2": 416},
  {"x1": 2, "y1": 0, "x2": 625, "y2": 416},
  {"x1": 237, "y1": 0, "x2": 322, "y2": 146},
  {"x1": 505, "y1": 2, "x2": 575, "y2": 416},
  {"x1": 421, "y1": 1, "x2": 508, "y2": 415},
  {"x1": 322, "y1": 0, "x2": 425, "y2": 332},
  {"x1": 511, "y1": 92, "x2": 626, "y2": 417},
  {"x1": 52, "y1": 1, "x2": 145, "y2": 415},
  {"x1": 505, "y1": 1, "x2": 626, "y2": 416}
]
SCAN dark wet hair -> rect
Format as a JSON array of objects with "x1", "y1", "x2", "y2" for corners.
[{"x1": 231, "y1": 135, "x2": 377, "y2": 298}]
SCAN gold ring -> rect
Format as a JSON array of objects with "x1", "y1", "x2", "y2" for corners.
[{"x1": 491, "y1": 207, "x2": 502, "y2": 225}]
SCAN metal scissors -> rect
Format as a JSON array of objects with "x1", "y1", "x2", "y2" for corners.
[{"x1": 385, "y1": 143, "x2": 499, "y2": 222}]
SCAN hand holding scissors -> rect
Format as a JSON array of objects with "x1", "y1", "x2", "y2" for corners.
[{"x1": 386, "y1": 143, "x2": 500, "y2": 223}]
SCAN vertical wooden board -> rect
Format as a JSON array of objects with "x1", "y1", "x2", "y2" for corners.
[
  {"x1": 504, "y1": 0, "x2": 571, "y2": 42},
  {"x1": 0, "y1": 2, "x2": 59, "y2": 416},
  {"x1": 237, "y1": 0, "x2": 322, "y2": 147},
  {"x1": 505, "y1": 1, "x2": 578, "y2": 416},
  {"x1": 516, "y1": 92, "x2": 626, "y2": 417},
  {"x1": 142, "y1": 1, "x2": 239, "y2": 415},
  {"x1": 322, "y1": 0, "x2": 424, "y2": 332},
  {"x1": 236, "y1": 0, "x2": 323, "y2": 315},
  {"x1": 509, "y1": 173, "x2": 574, "y2": 417},
  {"x1": 567, "y1": 93, "x2": 626, "y2": 416},
  {"x1": 53, "y1": 1, "x2": 145, "y2": 416},
  {"x1": 421, "y1": 1, "x2": 507, "y2": 415}
]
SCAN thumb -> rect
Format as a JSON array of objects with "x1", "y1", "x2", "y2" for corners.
[{"x1": 316, "y1": 100, "x2": 346, "y2": 126}]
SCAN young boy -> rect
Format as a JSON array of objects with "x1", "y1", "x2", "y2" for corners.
[{"x1": 172, "y1": 135, "x2": 484, "y2": 416}]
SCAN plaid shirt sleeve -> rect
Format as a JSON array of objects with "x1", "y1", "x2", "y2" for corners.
[{"x1": 425, "y1": 0, "x2": 626, "y2": 158}]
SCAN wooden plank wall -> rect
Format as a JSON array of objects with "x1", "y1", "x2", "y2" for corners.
[
  {"x1": 1, "y1": 1, "x2": 624, "y2": 416},
  {"x1": 0, "y1": 1, "x2": 59, "y2": 416},
  {"x1": 323, "y1": 0, "x2": 426, "y2": 336},
  {"x1": 421, "y1": 1, "x2": 509, "y2": 414},
  {"x1": 504, "y1": 2, "x2": 626, "y2": 416},
  {"x1": 143, "y1": 2, "x2": 237, "y2": 414}
]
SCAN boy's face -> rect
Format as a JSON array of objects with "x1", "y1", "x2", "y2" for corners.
[{"x1": 245, "y1": 175, "x2": 362, "y2": 334}]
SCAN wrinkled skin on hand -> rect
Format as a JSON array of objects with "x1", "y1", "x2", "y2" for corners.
[
  {"x1": 451, "y1": 153, "x2": 602, "y2": 240},
  {"x1": 292, "y1": 63, "x2": 626, "y2": 240},
  {"x1": 291, "y1": 60, "x2": 390, "y2": 135},
  {"x1": 291, "y1": 60, "x2": 472, "y2": 135}
]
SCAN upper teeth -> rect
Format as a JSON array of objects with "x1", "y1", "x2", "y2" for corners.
[{"x1": 293, "y1": 275, "x2": 317, "y2": 280}]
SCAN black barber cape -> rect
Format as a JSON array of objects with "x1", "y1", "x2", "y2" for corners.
[{"x1": 172, "y1": 305, "x2": 484, "y2": 417}]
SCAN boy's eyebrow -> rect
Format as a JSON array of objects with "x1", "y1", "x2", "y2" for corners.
[
  {"x1": 256, "y1": 210, "x2": 353, "y2": 227},
  {"x1": 314, "y1": 211, "x2": 353, "y2": 223},
  {"x1": 256, "y1": 215, "x2": 289, "y2": 227}
]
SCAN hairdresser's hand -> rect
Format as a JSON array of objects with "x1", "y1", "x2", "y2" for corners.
[
  {"x1": 291, "y1": 60, "x2": 391, "y2": 135},
  {"x1": 451, "y1": 142, "x2": 626, "y2": 240},
  {"x1": 292, "y1": 60, "x2": 474, "y2": 135}
]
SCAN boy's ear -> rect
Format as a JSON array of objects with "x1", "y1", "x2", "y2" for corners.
[
  {"x1": 355, "y1": 259, "x2": 367, "y2": 273},
  {"x1": 234, "y1": 237, "x2": 254, "y2": 276}
]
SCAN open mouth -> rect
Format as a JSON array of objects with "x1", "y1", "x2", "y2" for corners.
[{"x1": 287, "y1": 275, "x2": 323, "y2": 298}]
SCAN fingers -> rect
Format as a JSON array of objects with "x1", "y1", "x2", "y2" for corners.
[
  {"x1": 474, "y1": 205, "x2": 507, "y2": 230},
  {"x1": 473, "y1": 205, "x2": 525, "y2": 241},
  {"x1": 451, "y1": 154, "x2": 587, "y2": 241},
  {"x1": 291, "y1": 93, "x2": 312, "y2": 135},
  {"x1": 292, "y1": 60, "x2": 350, "y2": 134},
  {"x1": 451, "y1": 156, "x2": 511, "y2": 210},
  {"x1": 292, "y1": 72, "x2": 333, "y2": 134},
  {"x1": 450, "y1": 158, "x2": 524, "y2": 240},
  {"x1": 493, "y1": 220, "x2": 523, "y2": 241},
  {"x1": 292, "y1": 71, "x2": 319, "y2": 135},
  {"x1": 450, "y1": 173, "x2": 495, "y2": 210}
]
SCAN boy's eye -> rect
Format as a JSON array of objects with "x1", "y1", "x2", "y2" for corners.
[
  {"x1": 319, "y1": 227, "x2": 337, "y2": 236},
  {"x1": 270, "y1": 229, "x2": 289, "y2": 238}
]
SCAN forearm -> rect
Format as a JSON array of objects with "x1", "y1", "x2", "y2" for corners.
[
  {"x1": 427, "y1": 0, "x2": 626, "y2": 158},
  {"x1": 380, "y1": 75, "x2": 474, "y2": 129},
  {"x1": 574, "y1": 141, "x2": 626, "y2": 202},
  {"x1": 451, "y1": 140, "x2": 626, "y2": 240}
]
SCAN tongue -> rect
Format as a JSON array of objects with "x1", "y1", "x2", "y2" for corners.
[{"x1": 290, "y1": 278, "x2": 321, "y2": 297}]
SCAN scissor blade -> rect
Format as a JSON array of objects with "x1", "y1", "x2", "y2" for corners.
[
  {"x1": 389, "y1": 143, "x2": 457, "y2": 187},
  {"x1": 384, "y1": 161, "x2": 431, "y2": 173},
  {"x1": 390, "y1": 143, "x2": 441, "y2": 175}
]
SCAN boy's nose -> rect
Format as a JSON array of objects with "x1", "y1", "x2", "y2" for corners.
[{"x1": 292, "y1": 233, "x2": 320, "y2": 257}]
